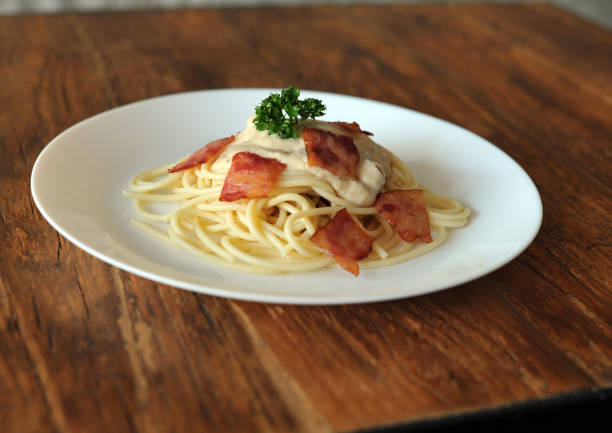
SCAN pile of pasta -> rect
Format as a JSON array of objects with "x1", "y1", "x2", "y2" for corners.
[{"x1": 124, "y1": 123, "x2": 470, "y2": 275}]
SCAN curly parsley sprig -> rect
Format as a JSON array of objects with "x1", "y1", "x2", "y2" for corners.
[{"x1": 254, "y1": 86, "x2": 326, "y2": 139}]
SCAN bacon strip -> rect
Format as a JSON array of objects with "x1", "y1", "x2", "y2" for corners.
[
  {"x1": 302, "y1": 127, "x2": 360, "y2": 179},
  {"x1": 310, "y1": 209, "x2": 374, "y2": 276},
  {"x1": 219, "y1": 152, "x2": 287, "y2": 202},
  {"x1": 168, "y1": 136, "x2": 235, "y2": 173},
  {"x1": 374, "y1": 189, "x2": 433, "y2": 243},
  {"x1": 332, "y1": 121, "x2": 373, "y2": 136}
]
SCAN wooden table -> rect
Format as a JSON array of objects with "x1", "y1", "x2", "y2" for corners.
[{"x1": 1, "y1": 3, "x2": 611, "y2": 432}]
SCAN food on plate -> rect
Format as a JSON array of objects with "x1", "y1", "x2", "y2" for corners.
[{"x1": 124, "y1": 87, "x2": 470, "y2": 275}]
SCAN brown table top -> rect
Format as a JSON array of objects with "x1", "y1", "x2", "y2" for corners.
[{"x1": 1, "y1": 3, "x2": 611, "y2": 432}]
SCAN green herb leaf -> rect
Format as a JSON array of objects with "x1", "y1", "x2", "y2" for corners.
[{"x1": 254, "y1": 86, "x2": 326, "y2": 139}]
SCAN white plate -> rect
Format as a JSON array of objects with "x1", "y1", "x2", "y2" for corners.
[{"x1": 31, "y1": 89, "x2": 542, "y2": 304}]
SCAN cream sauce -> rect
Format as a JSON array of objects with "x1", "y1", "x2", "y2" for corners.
[{"x1": 212, "y1": 116, "x2": 392, "y2": 206}]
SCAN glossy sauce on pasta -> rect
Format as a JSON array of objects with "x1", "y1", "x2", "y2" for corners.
[{"x1": 211, "y1": 117, "x2": 393, "y2": 206}]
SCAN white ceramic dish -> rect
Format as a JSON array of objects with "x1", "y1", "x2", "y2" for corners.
[{"x1": 31, "y1": 88, "x2": 542, "y2": 304}]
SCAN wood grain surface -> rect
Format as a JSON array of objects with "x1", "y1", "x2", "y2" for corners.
[{"x1": 1, "y1": 3, "x2": 611, "y2": 432}]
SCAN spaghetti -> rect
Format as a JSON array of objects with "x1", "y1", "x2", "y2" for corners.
[{"x1": 124, "y1": 118, "x2": 470, "y2": 275}]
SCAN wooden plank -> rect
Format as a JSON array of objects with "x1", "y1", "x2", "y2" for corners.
[{"x1": 0, "y1": 4, "x2": 610, "y2": 433}]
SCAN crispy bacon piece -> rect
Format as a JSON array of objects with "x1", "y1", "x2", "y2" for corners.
[
  {"x1": 219, "y1": 152, "x2": 287, "y2": 202},
  {"x1": 374, "y1": 189, "x2": 433, "y2": 243},
  {"x1": 302, "y1": 127, "x2": 360, "y2": 179},
  {"x1": 310, "y1": 209, "x2": 374, "y2": 276},
  {"x1": 332, "y1": 121, "x2": 373, "y2": 136},
  {"x1": 168, "y1": 136, "x2": 235, "y2": 173}
]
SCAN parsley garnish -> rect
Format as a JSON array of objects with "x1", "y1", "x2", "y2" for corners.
[{"x1": 254, "y1": 86, "x2": 326, "y2": 139}]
